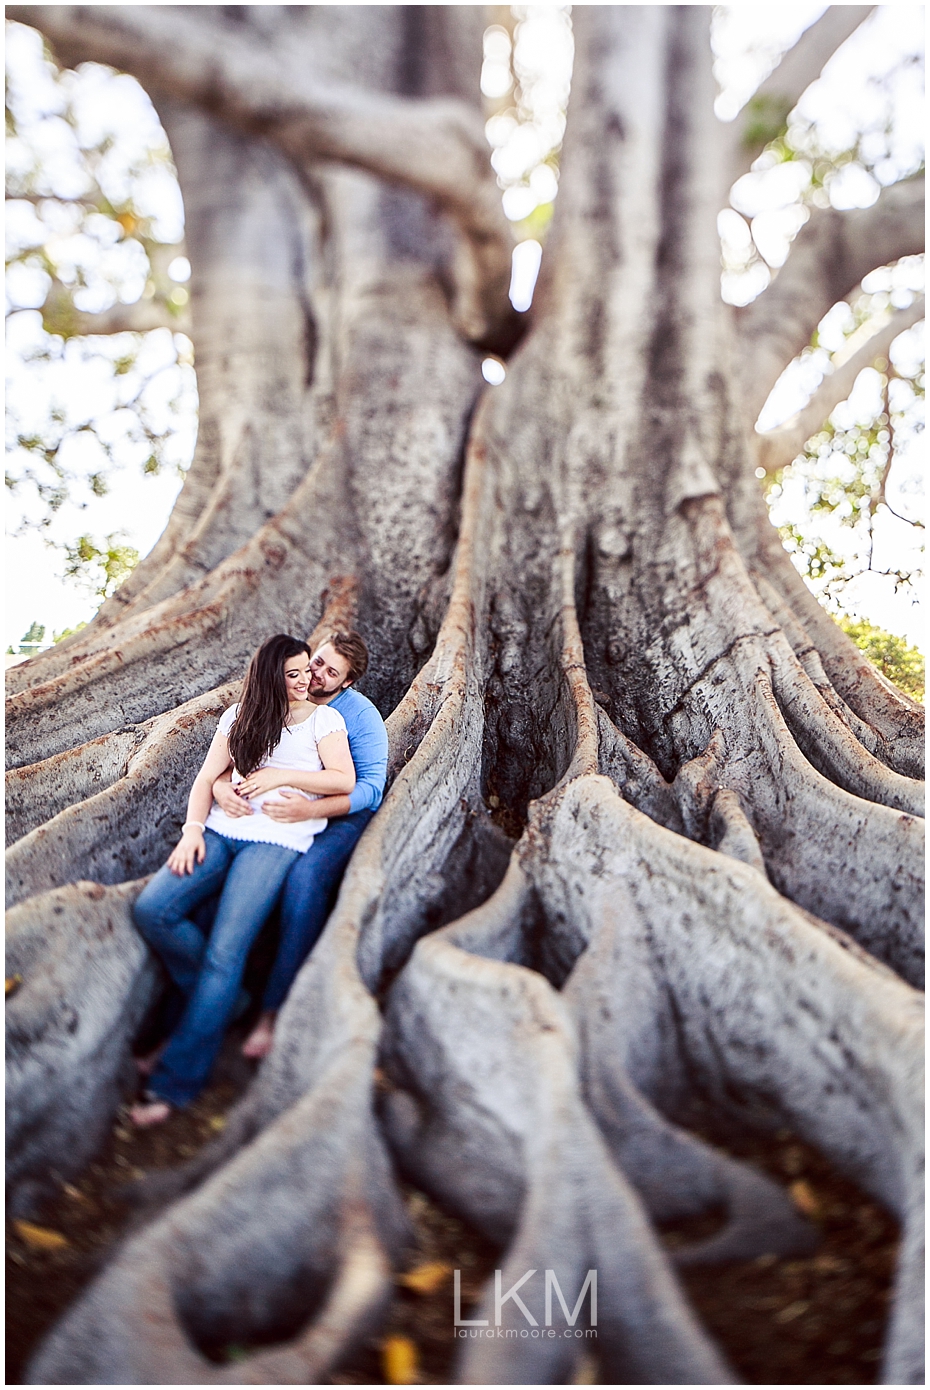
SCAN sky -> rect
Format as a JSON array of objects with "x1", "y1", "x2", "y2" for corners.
[{"x1": 5, "y1": 5, "x2": 925, "y2": 656}]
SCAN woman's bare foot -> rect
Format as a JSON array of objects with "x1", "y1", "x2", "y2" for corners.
[
  {"x1": 129, "y1": 1095, "x2": 173, "y2": 1128},
  {"x1": 241, "y1": 1012, "x2": 276, "y2": 1059}
]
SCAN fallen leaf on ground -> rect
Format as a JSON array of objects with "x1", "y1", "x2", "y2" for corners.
[
  {"x1": 571, "y1": 1351, "x2": 599, "y2": 1384},
  {"x1": 813, "y1": 1253, "x2": 848, "y2": 1272},
  {"x1": 790, "y1": 1179, "x2": 821, "y2": 1218},
  {"x1": 398, "y1": 1261, "x2": 452, "y2": 1294},
  {"x1": 13, "y1": 1221, "x2": 70, "y2": 1251},
  {"x1": 5, "y1": 975, "x2": 23, "y2": 998},
  {"x1": 776, "y1": 1300, "x2": 810, "y2": 1324},
  {"x1": 383, "y1": 1334, "x2": 418, "y2": 1384}
]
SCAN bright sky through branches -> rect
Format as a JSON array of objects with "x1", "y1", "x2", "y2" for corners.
[{"x1": 4, "y1": 6, "x2": 925, "y2": 656}]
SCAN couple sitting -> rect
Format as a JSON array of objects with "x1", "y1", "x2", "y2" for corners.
[{"x1": 130, "y1": 630, "x2": 387, "y2": 1127}]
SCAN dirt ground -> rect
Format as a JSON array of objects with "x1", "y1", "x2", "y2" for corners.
[{"x1": 7, "y1": 1035, "x2": 897, "y2": 1386}]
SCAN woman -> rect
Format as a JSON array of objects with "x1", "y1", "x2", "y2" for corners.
[{"x1": 130, "y1": 633, "x2": 355, "y2": 1126}]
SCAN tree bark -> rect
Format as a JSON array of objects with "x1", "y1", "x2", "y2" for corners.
[{"x1": 6, "y1": 6, "x2": 924, "y2": 1385}]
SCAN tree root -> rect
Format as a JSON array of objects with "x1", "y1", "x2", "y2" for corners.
[
  {"x1": 376, "y1": 752, "x2": 923, "y2": 1379},
  {"x1": 6, "y1": 684, "x2": 239, "y2": 902},
  {"x1": 596, "y1": 707, "x2": 684, "y2": 832},
  {"x1": 751, "y1": 570, "x2": 917, "y2": 776},
  {"x1": 7, "y1": 728, "x2": 142, "y2": 846},
  {"x1": 7, "y1": 880, "x2": 157, "y2": 1216},
  {"x1": 42, "y1": 400, "x2": 500, "y2": 1237},
  {"x1": 707, "y1": 787, "x2": 768, "y2": 874},
  {"x1": 526, "y1": 775, "x2": 923, "y2": 1382},
  {"x1": 770, "y1": 649, "x2": 924, "y2": 818},
  {"x1": 19, "y1": 474, "x2": 495, "y2": 1380},
  {"x1": 725, "y1": 473, "x2": 924, "y2": 779},
  {"x1": 382, "y1": 896, "x2": 737, "y2": 1383},
  {"x1": 27, "y1": 1052, "x2": 402, "y2": 1385},
  {"x1": 649, "y1": 616, "x2": 925, "y2": 980},
  {"x1": 9, "y1": 375, "x2": 924, "y2": 1385}
]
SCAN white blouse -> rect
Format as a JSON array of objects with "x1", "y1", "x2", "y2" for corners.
[{"x1": 205, "y1": 702, "x2": 348, "y2": 853}]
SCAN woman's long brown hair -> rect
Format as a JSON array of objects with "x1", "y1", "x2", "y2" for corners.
[{"x1": 227, "y1": 634, "x2": 311, "y2": 776}]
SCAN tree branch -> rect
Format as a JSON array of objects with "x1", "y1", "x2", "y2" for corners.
[
  {"x1": 754, "y1": 297, "x2": 925, "y2": 475},
  {"x1": 737, "y1": 176, "x2": 925, "y2": 422},
  {"x1": 754, "y1": 8, "x2": 874, "y2": 110},
  {"x1": 8, "y1": 5, "x2": 516, "y2": 347},
  {"x1": 733, "y1": 8, "x2": 874, "y2": 169},
  {"x1": 40, "y1": 278, "x2": 190, "y2": 337}
]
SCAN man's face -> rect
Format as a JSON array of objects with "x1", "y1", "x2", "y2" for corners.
[{"x1": 308, "y1": 642, "x2": 352, "y2": 699}]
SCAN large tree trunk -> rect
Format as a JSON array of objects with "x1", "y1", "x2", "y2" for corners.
[{"x1": 5, "y1": 6, "x2": 924, "y2": 1385}]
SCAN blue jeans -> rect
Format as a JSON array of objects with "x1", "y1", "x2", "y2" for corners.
[
  {"x1": 263, "y1": 809, "x2": 374, "y2": 1011},
  {"x1": 133, "y1": 829, "x2": 299, "y2": 1106}
]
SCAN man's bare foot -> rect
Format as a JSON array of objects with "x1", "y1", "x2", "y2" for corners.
[
  {"x1": 242, "y1": 1012, "x2": 276, "y2": 1059},
  {"x1": 129, "y1": 1096, "x2": 173, "y2": 1128}
]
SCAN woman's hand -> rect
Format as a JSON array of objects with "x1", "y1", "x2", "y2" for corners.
[
  {"x1": 262, "y1": 791, "x2": 323, "y2": 823},
  {"x1": 213, "y1": 775, "x2": 253, "y2": 817},
  {"x1": 167, "y1": 827, "x2": 206, "y2": 876},
  {"x1": 238, "y1": 767, "x2": 287, "y2": 799}
]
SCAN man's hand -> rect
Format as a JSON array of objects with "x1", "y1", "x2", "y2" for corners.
[
  {"x1": 238, "y1": 767, "x2": 288, "y2": 799},
  {"x1": 167, "y1": 827, "x2": 206, "y2": 876},
  {"x1": 213, "y1": 775, "x2": 253, "y2": 817},
  {"x1": 262, "y1": 791, "x2": 323, "y2": 823}
]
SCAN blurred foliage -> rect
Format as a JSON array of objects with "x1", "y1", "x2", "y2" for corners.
[
  {"x1": 5, "y1": 19, "x2": 195, "y2": 594},
  {"x1": 766, "y1": 348, "x2": 924, "y2": 606},
  {"x1": 62, "y1": 532, "x2": 139, "y2": 599},
  {"x1": 7, "y1": 619, "x2": 46, "y2": 655},
  {"x1": 840, "y1": 617, "x2": 924, "y2": 701},
  {"x1": 509, "y1": 192, "x2": 555, "y2": 244},
  {"x1": 742, "y1": 93, "x2": 794, "y2": 155},
  {"x1": 483, "y1": 9, "x2": 571, "y2": 245},
  {"x1": 723, "y1": 20, "x2": 923, "y2": 302},
  {"x1": 5, "y1": 23, "x2": 185, "y2": 333},
  {"x1": 52, "y1": 620, "x2": 87, "y2": 643}
]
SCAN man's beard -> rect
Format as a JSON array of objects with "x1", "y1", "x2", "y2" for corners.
[{"x1": 310, "y1": 675, "x2": 340, "y2": 698}]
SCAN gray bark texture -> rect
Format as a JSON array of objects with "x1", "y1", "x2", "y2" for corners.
[{"x1": 5, "y1": 6, "x2": 925, "y2": 1385}]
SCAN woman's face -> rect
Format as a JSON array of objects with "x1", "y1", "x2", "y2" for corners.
[{"x1": 283, "y1": 650, "x2": 311, "y2": 702}]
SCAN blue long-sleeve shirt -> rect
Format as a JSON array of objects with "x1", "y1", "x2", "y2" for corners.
[{"x1": 330, "y1": 686, "x2": 388, "y2": 815}]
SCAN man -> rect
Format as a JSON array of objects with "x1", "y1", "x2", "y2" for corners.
[{"x1": 212, "y1": 630, "x2": 387, "y2": 1057}]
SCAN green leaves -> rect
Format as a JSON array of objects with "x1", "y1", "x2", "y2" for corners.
[
  {"x1": 742, "y1": 93, "x2": 793, "y2": 155},
  {"x1": 62, "y1": 533, "x2": 139, "y2": 598},
  {"x1": 840, "y1": 617, "x2": 924, "y2": 701}
]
